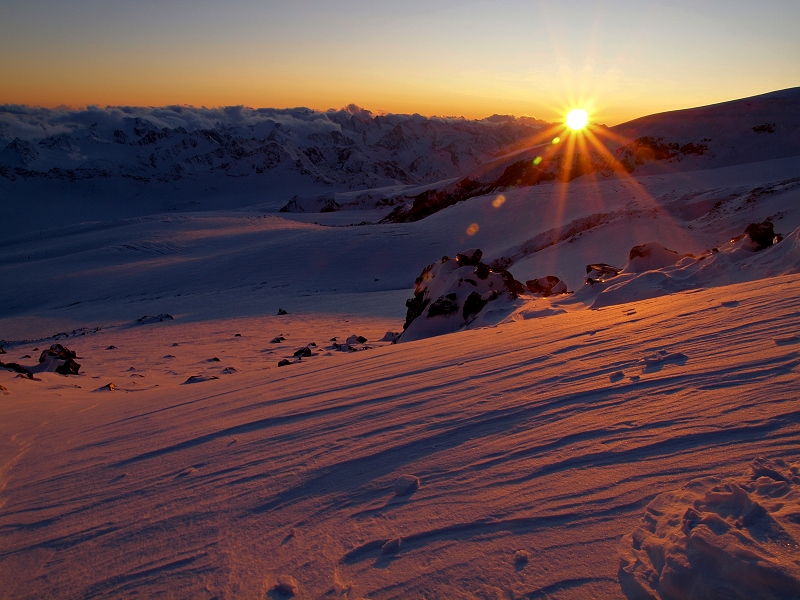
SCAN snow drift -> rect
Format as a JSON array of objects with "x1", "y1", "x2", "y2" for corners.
[{"x1": 619, "y1": 457, "x2": 800, "y2": 600}]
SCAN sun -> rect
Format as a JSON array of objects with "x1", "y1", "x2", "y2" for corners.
[{"x1": 566, "y1": 109, "x2": 589, "y2": 131}]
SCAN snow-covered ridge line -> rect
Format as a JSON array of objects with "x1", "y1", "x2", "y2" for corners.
[{"x1": 0, "y1": 104, "x2": 547, "y2": 189}]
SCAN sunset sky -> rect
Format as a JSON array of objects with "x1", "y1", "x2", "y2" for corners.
[{"x1": 1, "y1": 0, "x2": 798, "y2": 125}]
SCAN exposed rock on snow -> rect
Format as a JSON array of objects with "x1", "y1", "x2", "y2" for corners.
[
  {"x1": 136, "y1": 314, "x2": 174, "y2": 324},
  {"x1": 0, "y1": 362, "x2": 33, "y2": 379},
  {"x1": 456, "y1": 248, "x2": 483, "y2": 266},
  {"x1": 292, "y1": 346, "x2": 312, "y2": 358},
  {"x1": 379, "y1": 331, "x2": 401, "y2": 342},
  {"x1": 589, "y1": 225, "x2": 800, "y2": 309},
  {"x1": 743, "y1": 220, "x2": 782, "y2": 251},
  {"x1": 619, "y1": 457, "x2": 800, "y2": 600},
  {"x1": 625, "y1": 243, "x2": 689, "y2": 274},
  {"x1": 392, "y1": 474, "x2": 421, "y2": 496},
  {"x1": 183, "y1": 375, "x2": 219, "y2": 384},
  {"x1": 525, "y1": 275, "x2": 568, "y2": 296},
  {"x1": 585, "y1": 263, "x2": 622, "y2": 284},
  {"x1": 277, "y1": 359, "x2": 292, "y2": 367},
  {"x1": 37, "y1": 344, "x2": 81, "y2": 375},
  {"x1": 400, "y1": 250, "x2": 525, "y2": 342},
  {"x1": 277, "y1": 308, "x2": 289, "y2": 315},
  {"x1": 270, "y1": 336, "x2": 285, "y2": 343}
]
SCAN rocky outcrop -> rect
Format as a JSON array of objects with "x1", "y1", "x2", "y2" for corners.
[
  {"x1": 525, "y1": 276, "x2": 568, "y2": 296},
  {"x1": 401, "y1": 249, "x2": 525, "y2": 341},
  {"x1": 585, "y1": 263, "x2": 622, "y2": 284},
  {"x1": 743, "y1": 221, "x2": 782, "y2": 251},
  {"x1": 38, "y1": 344, "x2": 81, "y2": 375}
]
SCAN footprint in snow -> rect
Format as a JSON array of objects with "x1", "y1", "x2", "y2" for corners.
[{"x1": 721, "y1": 300, "x2": 740, "y2": 307}]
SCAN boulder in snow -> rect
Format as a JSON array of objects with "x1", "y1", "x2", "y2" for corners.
[
  {"x1": 585, "y1": 263, "x2": 621, "y2": 284},
  {"x1": 401, "y1": 249, "x2": 525, "y2": 341},
  {"x1": 625, "y1": 242, "x2": 687, "y2": 273},
  {"x1": 456, "y1": 248, "x2": 483, "y2": 266},
  {"x1": 136, "y1": 314, "x2": 173, "y2": 324},
  {"x1": 38, "y1": 344, "x2": 81, "y2": 375},
  {"x1": 525, "y1": 275, "x2": 568, "y2": 296},
  {"x1": 743, "y1": 220, "x2": 781, "y2": 251}
]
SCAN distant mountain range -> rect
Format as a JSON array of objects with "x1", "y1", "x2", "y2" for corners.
[
  {"x1": 1, "y1": 88, "x2": 798, "y2": 236},
  {"x1": 381, "y1": 87, "x2": 800, "y2": 222}
]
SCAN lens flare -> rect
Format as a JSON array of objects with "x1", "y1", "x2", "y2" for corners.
[
  {"x1": 566, "y1": 109, "x2": 589, "y2": 131},
  {"x1": 466, "y1": 223, "x2": 480, "y2": 236},
  {"x1": 492, "y1": 194, "x2": 506, "y2": 208}
]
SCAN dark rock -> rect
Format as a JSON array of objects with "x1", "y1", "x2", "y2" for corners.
[
  {"x1": 55, "y1": 359, "x2": 81, "y2": 376},
  {"x1": 183, "y1": 375, "x2": 220, "y2": 384},
  {"x1": 210, "y1": 357, "x2": 221, "y2": 362},
  {"x1": 0, "y1": 346, "x2": 5, "y2": 354},
  {"x1": 277, "y1": 308, "x2": 289, "y2": 315},
  {"x1": 0, "y1": 384, "x2": 7, "y2": 392},
  {"x1": 0, "y1": 362, "x2": 33, "y2": 379},
  {"x1": 106, "y1": 345, "x2": 117, "y2": 350},
  {"x1": 21, "y1": 355, "x2": 31, "y2": 359},
  {"x1": 585, "y1": 263, "x2": 621, "y2": 284},
  {"x1": 277, "y1": 359, "x2": 292, "y2": 367},
  {"x1": 346, "y1": 335, "x2": 367, "y2": 345},
  {"x1": 475, "y1": 263, "x2": 490, "y2": 280},
  {"x1": 526, "y1": 275, "x2": 568, "y2": 296},
  {"x1": 456, "y1": 248, "x2": 483, "y2": 266},
  {"x1": 499, "y1": 270, "x2": 525, "y2": 297},
  {"x1": 744, "y1": 221, "x2": 780, "y2": 251},
  {"x1": 39, "y1": 344, "x2": 76, "y2": 363},
  {"x1": 462, "y1": 291, "x2": 488, "y2": 319},
  {"x1": 404, "y1": 293, "x2": 430, "y2": 330},
  {"x1": 270, "y1": 336, "x2": 285, "y2": 343},
  {"x1": 136, "y1": 313, "x2": 174, "y2": 324},
  {"x1": 234, "y1": 333, "x2": 241, "y2": 337},
  {"x1": 427, "y1": 293, "x2": 459, "y2": 317},
  {"x1": 293, "y1": 346, "x2": 312, "y2": 358}
]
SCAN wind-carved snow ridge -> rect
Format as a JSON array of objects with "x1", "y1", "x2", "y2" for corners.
[{"x1": 619, "y1": 457, "x2": 800, "y2": 600}]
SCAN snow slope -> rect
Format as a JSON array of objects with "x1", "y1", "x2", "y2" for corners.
[
  {"x1": 1, "y1": 275, "x2": 799, "y2": 598},
  {"x1": 1, "y1": 91, "x2": 800, "y2": 599}
]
